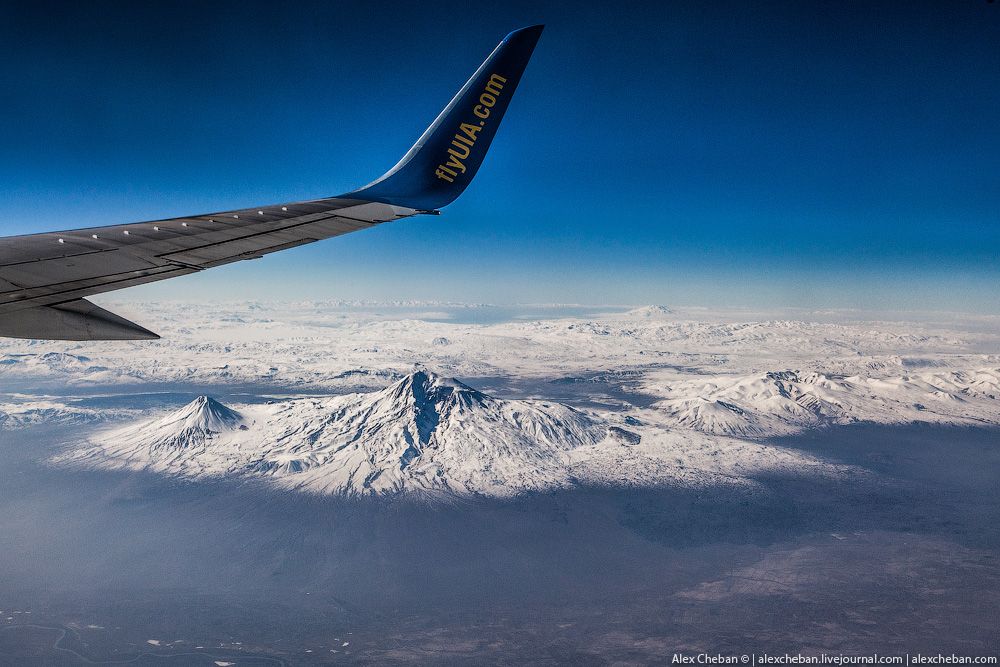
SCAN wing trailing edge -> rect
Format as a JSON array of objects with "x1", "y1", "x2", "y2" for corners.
[{"x1": 0, "y1": 299, "x2": 159, "y2": 341}]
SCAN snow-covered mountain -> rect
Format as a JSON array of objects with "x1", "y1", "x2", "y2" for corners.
[
  {"x1": 650, "y1": 368, "x2": 1000, "y2": 438},
  {"x1": 53, "y1": 364, "x2": 1000, "y2": 497},
  {"x1": 108, "y1": 395, "x2": 246, "y2": 451},
  {"x1": 0, "y1": 402, "x2": 138, "y2": 430},
  {"x1": 622, "y1": 305, "x2": 673, "y2": 319},
  {"x1": 251, "y1": 370, "x2": 618, "y2": 496},
  {"x1": 60, "y1": 371, "x2": 663, "y2": 497}
]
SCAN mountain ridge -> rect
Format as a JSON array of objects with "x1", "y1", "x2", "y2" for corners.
[{"x1": 60, "y1": 371, "x2": 647, "y2": 497}]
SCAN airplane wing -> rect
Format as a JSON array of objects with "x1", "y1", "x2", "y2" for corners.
[{"x1": 0, "y1": 25, "x2": 543, "y2": 341}]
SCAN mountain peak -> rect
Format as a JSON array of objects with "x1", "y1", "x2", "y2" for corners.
[
  {"x1": 625, "y1": 305, "x2": 673, "y2": 319},
  {"x1": 113, "y1": 395, "x2": 247, "y2": 451},
  {"x1": 382, "y1": 370, "x2": 484, "y2": 407},
  {"x1": 170, "y1": 395, "x2": 244, "y2": 433}
]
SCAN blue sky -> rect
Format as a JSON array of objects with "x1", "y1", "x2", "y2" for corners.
[{"x1": 1, "y1": 1, "x2": 998, "y2": 312}]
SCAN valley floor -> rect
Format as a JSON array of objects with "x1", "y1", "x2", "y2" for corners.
[{"x1": 0, "y1": 423, "x2": 998, "y2": 664}]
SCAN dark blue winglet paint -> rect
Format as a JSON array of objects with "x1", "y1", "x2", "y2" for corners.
[{"x1": 346, "y1": 25, "x2": 544, "y2": 211}]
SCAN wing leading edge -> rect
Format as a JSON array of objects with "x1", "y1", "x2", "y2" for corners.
[{"x1": 0, "y1": 25, "x2": 543, "y2": 341}]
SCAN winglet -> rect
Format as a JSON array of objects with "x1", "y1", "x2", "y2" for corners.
[{"x1": 346, "y1": 25, "x2": 544, "y2": 210}]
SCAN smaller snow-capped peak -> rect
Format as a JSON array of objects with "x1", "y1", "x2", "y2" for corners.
[
  {"x1": 111, "y1": 395, "x2": 246, "y2": 452},
  {"x1": 161, "y1": 395, "x2": 244, "y2": 433}
]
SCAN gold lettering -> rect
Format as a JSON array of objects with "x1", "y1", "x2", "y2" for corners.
[
  {"x1": 446, "y1": 154, "x2": 466, "y2": 173},
  {"x1": 460, "y1": 123, "x2": 482, "y2": 142},
  {"x1": 485, "y1": 73, "x2": 506, "y2": 97},
  {"x1": 433, "y1": 73, "x2": 507, "y2": 180},
  {"x1": 448, "y1": 141, "x2": 471, "y2": 160}
]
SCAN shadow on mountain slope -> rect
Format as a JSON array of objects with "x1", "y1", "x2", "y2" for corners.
[{"x1": 764, "y1": 423, "x2": 1000, "y2": 549}]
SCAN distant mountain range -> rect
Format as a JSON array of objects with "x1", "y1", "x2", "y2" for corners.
[
  {"x1": 48, "y1": 364, "x2": 1000, "y2": 498},
  {"x1": 3, "y1": 304, "x2": 995, "y2": 394},
  {"x1": 651, "y1": 368, "x2": 1000, "y2": 438},
  {"x1": 59, "y1": 371, "x2": 653, "y2": 497}
]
